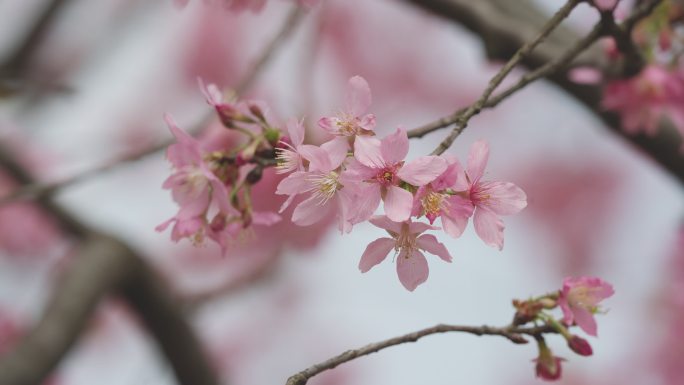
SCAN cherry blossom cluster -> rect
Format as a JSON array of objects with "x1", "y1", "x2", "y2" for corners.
[
  {"x1": 158, "y1": 76, "x2": 527, "y2": 290},
  {"x1": 157, "y1": 80, "x2": 283, "y2": 254},
  {"x1": 276, "y1": 76, "x2": 527, "y2": 291},
  {"x1": 514, "y1": 276, "x2": 615, "y2": 381},
  {"x1": 577, "y1": 0, "x2": 684, "y2": 148}
]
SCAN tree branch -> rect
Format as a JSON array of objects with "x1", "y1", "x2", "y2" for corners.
[
  {"x1": 0, "y1": 5, "x2": 306, "y2": 207},
  {"x1": 285, "y1": 323, "x2": 554, "y2": 385},
  {"x1": 404, "y1": 0, "x2": 683, "y2": 184},
  {"x1": 427, "y1": 0, "x2": 581, "y2": 155},
  {"x1": 0, "y1": 152, "x2": 219, "y2": 384}
]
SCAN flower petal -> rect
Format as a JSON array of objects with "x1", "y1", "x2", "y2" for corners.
[
  {"x1": 473, "y1": 207, "x2": 504, "y2": 250},
  {"x1": 298, "y1": 145, "x2": 332, "y2": 172},
  {"x1": 467, "y1": 140, "x2": 489, "y2": 184},
  {"x1": 321, "y1": 137, "x2": 349, "y2": 169},
  {"x1": 396, "y1": 249, "x2": 429, "y2": 291},
  {"x1": 286, "y1": 118, "x2": 305, "y2": 147},
  {"x1": 441, "y1": 195, "x2": 474, "y2": 238},
  {"x1": 368, "y1": 215, "x2": 402, "y2": 234},
  {"x1": 380, "y1": 127, "x2": 409, "y2": 165},
  {"x1": 476, "y1": 181, "x2": 527, "y2": 215},
  {"x1": 384, "y1": 185, "x2": 413, "y2": 222},
  {"x1": 346, "y1": 75, "x2": 372, "y2": 117},
  {"x1": 354, "y1": 136, "x2": 385, "y2": 168},
  {"x1": 416, "y1": 234, "x2": 452, "y2": 262},
  {"x1": 359, "y1": 237, "x2": 395, "y2": 272},
  {"x1": 397, "y1": 156, "x2": 447, "y2": 186},
  {"x1": 292, "y1": 195, "x2": 331, "y2": 226},
  {"x1": 572, "y1": 305, "x2": 598, "y2": 337}
]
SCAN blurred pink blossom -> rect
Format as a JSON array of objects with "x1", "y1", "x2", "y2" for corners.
[{"x1": 559, "y1": 276, "x2": 614, "y2": 337}]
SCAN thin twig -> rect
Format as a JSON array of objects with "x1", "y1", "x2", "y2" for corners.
[
  {"x1": 0, "y1": 5, "x2": 306, "y2": 207},
  {"x1": 285, "y1": 323, "x2": 555, "y2": 385},
  {"x1": 428, "y1": 0, "x2": 581, "y2": 155},
  {"x1": 408, "y1": 0, "x2": 663, "y2": 141}
]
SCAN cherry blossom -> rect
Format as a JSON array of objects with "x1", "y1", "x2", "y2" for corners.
[
  {"x1": 558, "y1": 276, "x2": 615, "y2": 336},
  {"x1": 602, "y1": 64, "x2": 684, "y2": 136},
  {"x1": 462, "y1": 141, "x2": 527, "y2": 250},
  {"x1": 156, "y1": 114, "x2": 233, "y2": 244},
  {"x1": 318, "y1": 76, "x2": 376, "y2": 137},
  {"x1": 347, "y1": 127, "x2": 447, "y2": 222},
  {"x1": 276, "y1": 139, "x2": 354, "y2": 232},
  {"x1": 359, "y1": 216, "x2": 452, "y2": 291},
  {"x1": 411, "y1": 155, "x2": 473, "y2": 238}
]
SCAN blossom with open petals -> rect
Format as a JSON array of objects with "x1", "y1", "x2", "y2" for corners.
[
  {"x1": 412, "y1": 155, "x2": 473, "y2": 238},
  {"x1": 558, "y1": 276, "x2": 615, "y2": 336},
  {"x1": 276, "y1": 139, "x2": 354, "y2": 232},
  {"x1": 156, "y1": 114, "x2": 233, "y2": 244},
  {"x1": 347, "y1": 127, "x2": 447, "y2": 223},
  {"x1": 463, "y1": 140, "x2": 527, "y2": 250},
  {"x1": 602, "y1": 64, "x2": 684, "y2": 136},
  {"x1": 359, "y1": 216, "x2": 452, "y2": 291},
  {"x1": 318, "y1": 76, "x2": 376, "y2": 137}
]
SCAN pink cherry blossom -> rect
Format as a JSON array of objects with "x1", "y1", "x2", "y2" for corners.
[
  {"x1": 156, "y1": 114, "x2": 233, "y2": 244},
  {"x1": 558, "y1": 276, "x2": 615, "y2": 337},
  {"x1": 318, "y1": 76, "x2": 376, "y2": 137},
  {"x1": 412, "y1": 154, "x2": 474, "y2": 238},
  {"x1": 462, "y1": 140, "x2": 527, "y2": 250},
  {"x1": 347, "y1": 127, "x2": 447, "y2": 222},
  {"x1": 602, "y1": 64, "x2": 684, "y2": 137},
  {"x1": 359, "y1": 216, "x2": 452, "y2": 291},
  {"x1": 275, "y1": 118, "x2": 307, "y2": 174},
  {"x1": 276, "y1": 139, "x2": 354, "y2": 232}
]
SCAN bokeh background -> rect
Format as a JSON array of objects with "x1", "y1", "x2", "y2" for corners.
[{"x1": 0, "y1": 0, "x2": 682, "y2": 384}]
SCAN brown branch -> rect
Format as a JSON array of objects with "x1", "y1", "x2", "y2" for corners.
[
  {"x1": 285, "y1": 323, "x2": 554, "y2": 385},
  {"x1": 0, "y1": 5, "x2": 306, "y2": 207},
  {"x1": 405, "y1": 0, "x2": 683, "y2": 184},
  {"x1": 0, "y1": 150, "x2": 219, "y2": 384},
  {"x1": 0, "y1": 0, "x2": 72, "y2": 77},
  {"x1": 428, "y1": 0, "x2": 581, "y2": 156}
]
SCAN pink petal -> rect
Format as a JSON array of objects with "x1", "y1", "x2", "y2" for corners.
[
  {"x1": 384, "y1": 185, "x2": 413, "y2": 222},
  {"x1": 346, "y1": 183, "x2": 381, "y2": 224},
  {"x1": 407, "y1": 220, "x2": 437, "y2": 234},
  {"x1": 572, "y1": 305, "x2": 598, "y2": 336},
  {"x1": 476, "y1": 181, "x2": 527, "y2": 215},
  {"x1": 317, "y1": 117, "x2": 337, "y2": 135},
  {"x1": 155, "y1": 218, "x2": 175, "y2": 232},
  {"x1": 354, "y1": 136, "x2": 385, "y2": 168},
  {"x1": 369, "y1": 215, "x2": 402, "y2": 234},
  {"x1": 292, "y1": 195, "x2": 331, "y2": 226},
  {"x1": 176, "y1": 186, "x2": 211, "y2": 220},
  {"x1": 298, "y1": 145, "x2": 332, "y2": 172},
  {"x1": 209, "y1": 179, "x2": 233, "y2": 215},
  {"x1": 431, "y1": 155, "x2": 462, "y2": 191},
  {"x1": 276, "y1": 171, "x2": 312, "y2": 196},
  {"x1": 380, "y1": 127, "x2": 409, "y2": 165},
  {"x1": 593, "y1": 0, "x2": 618, "y2": 10},
  {"x1": 416, "y1": 234, "x2": 452, "y2": 262},
  {"x1": 359, "y1": 237, "x2": 395, "y2": 272},
  {"x1": 397, "y1": 156, "x2": 448, "y2": 186},
  {"x1": 321, "y1": 137, "x2": 349, "y2": 169},
  {"x1": 286, "y1": 118, "x2": 305, "y2": 147},
  {"x1": 346, "y1": 75, "x2": 372, "y2": 117},
  {"x1": 473, "y1": 207, "x2": 504, "y2": 250},
  {"x1": 252, "y1": 211, "x2": 281, "y2": 226},
  {"x1": 343, "y1": 158, "x2": 377, "y2": 181},
  {"x1": 358, "y1": 114, "x2": 376, "y2": 132},
  {"x1": 441, "y1": 195, "x2": 474, "y2": 238},
  {"x1": 396, "y1": 249, "x2": 429, "y2": 291},
  {"x1": 467, "y1": 140, "x2": 489, "y2": 184}
]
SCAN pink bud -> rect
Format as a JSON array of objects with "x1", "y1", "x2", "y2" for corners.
[
  {"x1": 568, "y1": 335, "x2": 593, "y2": 356},
  {"x1": 534, "y1": 339, "x2": 565, "y2": 381}
]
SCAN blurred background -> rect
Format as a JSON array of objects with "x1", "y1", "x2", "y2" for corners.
[{"x1": 0, "y1": 0, "x2": 682, "y2": 384}]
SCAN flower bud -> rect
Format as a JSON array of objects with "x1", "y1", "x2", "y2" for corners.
[
  {"x1": 534, "y1": 338, "x2": 564, "y2": 381},
  {"x1": 568, "y1": 335, "x2": 593, "y2": 356}
]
